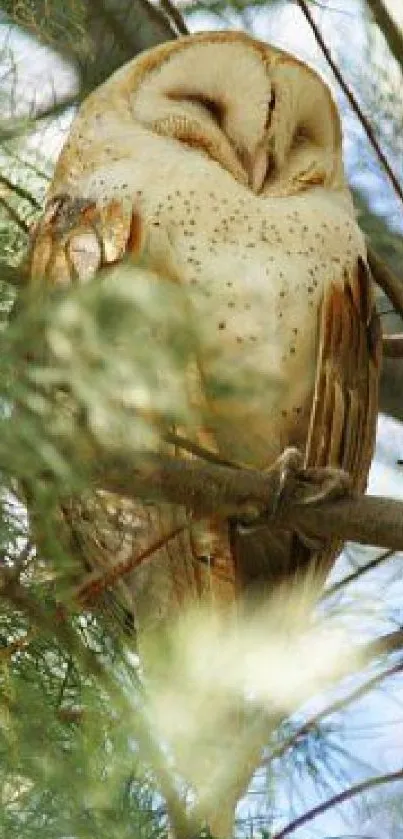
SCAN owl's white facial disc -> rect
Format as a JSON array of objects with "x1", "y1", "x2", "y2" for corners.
[{"x1": 132, "y1": 40, "x2": 273, "y2": 190}]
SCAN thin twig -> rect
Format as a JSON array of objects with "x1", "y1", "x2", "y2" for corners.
[
  {"x1": 267, "y1": 660, "x2": 403, "y2": 765},
  {"x1": 0, "y1": 93, "x2": 79, "y2": 142},
  {"x1": 0, "y1": 194, "x2": 29, "y2": 233},
  {"x1": 0, "y1": 173, "x2": 41, "y2": 210},
  {"x1": 295, "y1": 0, "x2": 403, "y2": 207},
  {"x1": 272, "y1": 766, "x2": 403, "y2": 839},
  {"x1": 3, "y1": 146, "x2": 51, "y2": 182},
  {"x1": 76, "y1": 523, "x2": 187, "y2": 605},
  {"x1": 163, "y1": 430, "x2": 240, "y2": 469},
  {"x1": 323, "y1": 549, "x2": 396, "y2": 600}
]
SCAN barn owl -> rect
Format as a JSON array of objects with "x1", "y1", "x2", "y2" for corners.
[{"x1": 28, "y1": 31, "x2": 381, "y2": 834}]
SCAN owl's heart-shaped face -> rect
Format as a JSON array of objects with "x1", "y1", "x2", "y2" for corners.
[
  {"x1": 50, "y1": 31, "x2": 344, "y2": 203},
  {"x1": 131, "y1": 34, "x2": 343, "y2": 195}
]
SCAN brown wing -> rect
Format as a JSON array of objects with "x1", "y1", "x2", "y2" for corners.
[
  {"x1": 233, "y1": 257, "x2": 382, "y2": 599},
  {"x1": 305, "y1": 256, "x2": 382, "y2": 490},
  {"x1": 28, "y1": 194, "x2": 237, "y2": 633}
]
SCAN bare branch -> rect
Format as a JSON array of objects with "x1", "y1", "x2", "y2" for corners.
[
  {"x1": 82, "y1": 0, "x2": 179, "y2": 87},
  {"x1": 322, "y1": 549, "x2": 396, "y2": 600},
  {"x1": 0, "y1": 194, "x2": 29, "y2": 233},
  {"x1": 159, "y1": 0, "x2": 189, "y2": 35},
  {"x1": 0, "y1": 93, "x2": 79, "y2": 142},
  {"x1": 93, "y1": 450, "x2": 403, "y2": 551},
  {"x1": 76, "y1": 523, "x2": 187, "y2": 606},
  {"x1": 368, "y1": 246, "x2": 403, "y2": 322},
  {"x1": 295, "y1": 0, "x2": 403, "y2": 207},
  {"x1": 0, "y1": 173, "x2": 41, "y2": 210},
  {"x1": 366, "y1": 0, "x2": 403, "y2": 74},
  {"x1": 267, "y1": 659, "x2": 403, "y2": 766},
  {"x1": 163, "y1": 430, "x2": 240, "y2": 469},
  {"x1": 272, "y1": 766, "x2": 403, "y2": 839},
  {"x1": 363, "y1": 627, "x2": 403, "y2": 661}
]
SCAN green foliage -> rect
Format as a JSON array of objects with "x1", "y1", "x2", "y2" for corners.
[
  {"x1": 0, "y1": 0, "x2": 90, "y2": 64},
  {"x1": 0, "y1": 609, "x2": 166, "y2": 838}
]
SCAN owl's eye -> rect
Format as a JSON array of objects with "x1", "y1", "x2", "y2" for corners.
[
  {"x1": 265, "y1": 88, "x2": 276, "y2": 130},
  {"x1": 168, "y1": 90, "x2": 225, "y2": 128},
  {"x1": 187, "y1": 94, "x2": 225, "y2": 127}
]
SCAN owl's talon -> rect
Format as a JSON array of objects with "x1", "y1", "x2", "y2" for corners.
[
  {"x1": 266, "y1": 448, "x2": 353, "y2": 517},
  {"x1": 293, "y1": 528, "x2": 324, "y2": 551},
  {"x1": 297, "y1": 466, "x2": 353, "y2": 506},
  {"x1": 270, "y1": 446, "x2": 305, "y2": 514}
]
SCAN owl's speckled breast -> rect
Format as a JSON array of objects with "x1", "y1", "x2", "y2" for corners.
[{"x1": 136, "y1": 168, "x2": 365, "y2": 466}]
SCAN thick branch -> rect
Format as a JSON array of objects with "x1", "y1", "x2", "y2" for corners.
[
  {"x1": 366, "y1": 0, "x2": 403, "y2": 74},
  {"x1": 159, "y1": 0, "x2": 188, "y2": 35},
  {"x1": 82, "y1": 0, "x2": 179, "y2": 87},
  {"x1": 368, "y1": 246, "x2": 403, "y2": 322},
  {"x1": 93, "y1": 451, "x2": 403, "y2": 551}
]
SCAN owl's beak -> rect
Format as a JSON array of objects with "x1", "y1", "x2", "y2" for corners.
[{"x1": 249, "y1": 142, "x2": 269, "y2": 194}]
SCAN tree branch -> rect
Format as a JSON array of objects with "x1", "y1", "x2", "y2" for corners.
[
  {"x1": 295, "y1": 0, "x2": 403, "y2": 207},
  {"x1": 267, "y1": 660, "x2": 403, "y2": 766},
  {"x1": 366, "y1": 0, "x2": 403, "y2": 74},
  {"x1": 0, "y1": 94, "x2": 79, "y2": 142},
  {"x1": 368, "y1": 246, "x2": 403, "y2": 322},
  {"x1": 322, "y1": 549, "x2": 396, "y2": 600},
  {"x1": 76, "y1": 523, "x2": 187, "y2": 606},
  {"x1": 0, "y1": 194, "x2": 29, "y2": 233},
  {"x1": 92, "y1": 450, "x2": 403, "y2": 551},
  {"x1": 362, "y1": 627, "x2": 403, "y2": 661},
  {"x1": 82, "y1": 0, "x2": 179, "y2": 87},
  {"x1": 272, "y1": 766, "x2": 403, "y2": 839},
  {"x1": 0, "y1": 173, "x2": 41, "y2": 210},
  {"x1": 159, "y1": 0, "x2": 189, "y2": 35}
]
